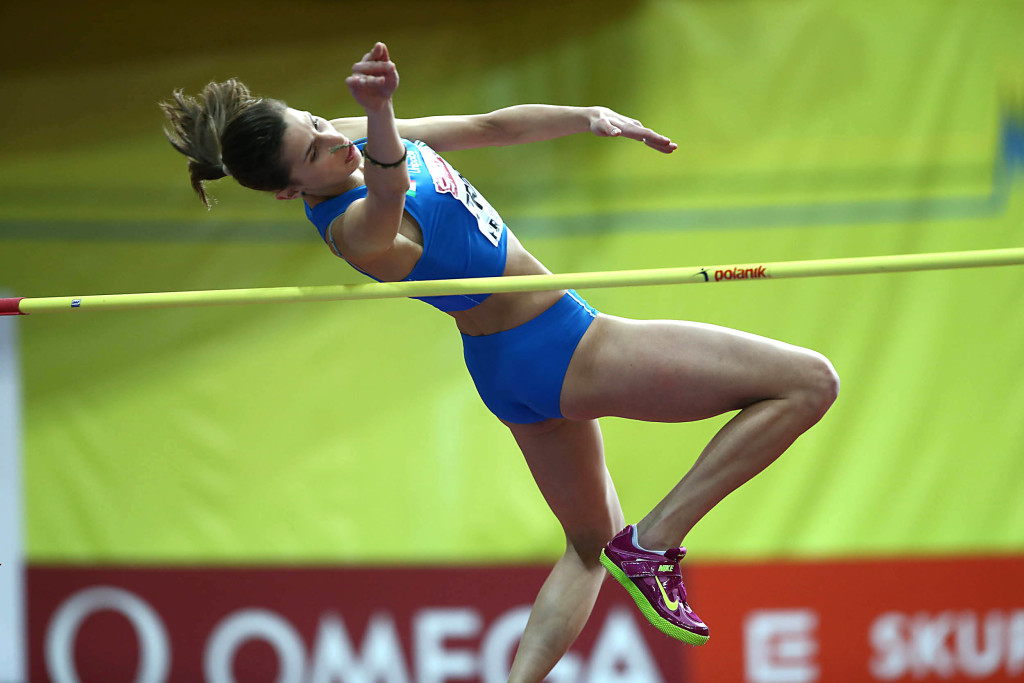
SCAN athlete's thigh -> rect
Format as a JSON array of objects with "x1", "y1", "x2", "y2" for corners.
[
  {"x1": 507, "y1": 418, "x2": 625, "y2": 554},
  {"x1": 560, "y1": 314, "x2": 823, "y2": 422}
]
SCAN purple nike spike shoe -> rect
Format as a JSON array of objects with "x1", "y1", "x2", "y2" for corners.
[{"x1": 600, "y1": 525, "x2": 710, "y2": 646}]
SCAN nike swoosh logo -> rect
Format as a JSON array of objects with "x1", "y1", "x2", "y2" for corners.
[{"x1": 656, "y1": 577, "x2": 680, "y2": 611}]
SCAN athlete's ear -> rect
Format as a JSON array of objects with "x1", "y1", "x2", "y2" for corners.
[{"x1": 275, "y1": 186, "x2": 303, "y2": 201}]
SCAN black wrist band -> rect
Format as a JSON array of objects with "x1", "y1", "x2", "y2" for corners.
[{"x1": 363, "y1": 147, "x2": 408, "y2": 168}]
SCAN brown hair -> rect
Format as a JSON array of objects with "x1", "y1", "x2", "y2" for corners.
[{"x1": 161, "y1": 79, "x2": 291, "y2": 208}]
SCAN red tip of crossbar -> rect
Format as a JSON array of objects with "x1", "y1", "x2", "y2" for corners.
[{"x1": 0, "y1": 298, "x2": 26, "y2": 315}]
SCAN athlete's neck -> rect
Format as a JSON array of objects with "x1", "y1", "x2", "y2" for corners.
[{"x1": 305, "y1": 166, "x2": 366, "y2": 205}]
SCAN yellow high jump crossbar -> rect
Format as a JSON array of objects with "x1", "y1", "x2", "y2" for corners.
[{"x1": 2, "y1": 247, "x2": 1023, "y2": 316}]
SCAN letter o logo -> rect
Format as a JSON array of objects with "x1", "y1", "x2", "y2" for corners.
[
  {"x1": 204, "y1": 609, "x2": 305, "y2": 683},
  {"x1": 45, "y1": 586, "x2": 170, "y2": 683}
]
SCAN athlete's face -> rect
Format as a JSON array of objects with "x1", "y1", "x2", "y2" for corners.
[{"x1": 275, "y1": 107, "x2": 362, "y2": 200}]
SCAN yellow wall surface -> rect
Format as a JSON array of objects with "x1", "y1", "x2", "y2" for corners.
[{"x1": 2, "y1": 0, "x2": 1023, "y2": 564}]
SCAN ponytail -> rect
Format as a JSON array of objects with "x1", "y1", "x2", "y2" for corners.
[{"x1": 161, "y1": 79, "x2": 290, "y2": 208}]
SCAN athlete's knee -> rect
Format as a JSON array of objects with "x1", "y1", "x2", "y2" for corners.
[
  {"x1": 564, "y1": 515, "x2": 625, "y2": 567},
  {"x1": 794, "y1": 350, "x2": 840, "y2": 421},
  {"x1": 564, "y1": 537, "x2": 610, "y2": 570}
]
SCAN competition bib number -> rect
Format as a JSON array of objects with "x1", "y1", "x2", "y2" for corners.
[
  {"x1": 417, "y1": 142, "x2": 505, "y2": 247},
  {"x1": 459, "y1": 174, "x2": 504, "y2": 247}
]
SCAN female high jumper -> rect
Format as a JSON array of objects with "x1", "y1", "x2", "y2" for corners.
[{"x1": 162, "y1": 42, "x2": 838, "y2": 681}]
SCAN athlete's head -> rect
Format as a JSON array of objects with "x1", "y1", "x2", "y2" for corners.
[{"x1": 162, "y1": 80, "x2": 361, "y2": 208}]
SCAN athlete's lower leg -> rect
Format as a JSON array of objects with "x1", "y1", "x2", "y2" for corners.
[
  {"x1": 504, "y1": 418, "x2": 623, "y2": 682},
  {"x1": 508, "y1": 542, "x2": 606, "y2": 683},
  {"x1": 636, "y1": 362, "x2": 838, "y2": 550}
]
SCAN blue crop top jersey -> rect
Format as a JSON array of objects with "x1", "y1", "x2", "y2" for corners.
[{"x1": 304, "y1": 138, "x2": 509, "y2": 312}]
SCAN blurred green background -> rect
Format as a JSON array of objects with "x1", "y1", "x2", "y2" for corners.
[{"x1": 2, "y1": 0, "x2": 1022, "y2": 565}]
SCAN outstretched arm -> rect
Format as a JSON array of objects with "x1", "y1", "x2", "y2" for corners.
[
  {"x1": 331, "y1": 105, "x2": 676, "y2": 155},
  {"x1": 404, "y1": 105, "x2": 676, "y2": 154}
]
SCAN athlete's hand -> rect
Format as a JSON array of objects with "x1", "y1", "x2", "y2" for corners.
[
  {"x1": 347, "y1": 42, "x2": 399, "y2": 112},
  {"x1": 590, "y1": 107, "x2": 677, "y2": 154}
]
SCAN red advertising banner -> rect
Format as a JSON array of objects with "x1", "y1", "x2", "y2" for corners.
[
  {"x1": 690, "y1": 555, "x2": 1024, "y2": 683},
  {"x1": 25, "y1": 554, "x2": 1024, "y2": 682},
  {"x1": 27, "y1": 565, "x2": 686, "y2": 682}
]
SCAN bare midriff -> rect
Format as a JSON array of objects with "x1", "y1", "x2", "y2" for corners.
[{"x1": 449, "y1": 230, "x2": 566, "y2": 337}]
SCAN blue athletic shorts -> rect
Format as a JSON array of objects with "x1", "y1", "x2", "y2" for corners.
[{"x1": 461, "y1": 290, "x2": 599, "y2": 424}]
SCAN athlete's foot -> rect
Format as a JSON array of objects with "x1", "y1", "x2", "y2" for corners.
[{"x1": 600, "y1": 525, "x2": 709, "y2": 646}]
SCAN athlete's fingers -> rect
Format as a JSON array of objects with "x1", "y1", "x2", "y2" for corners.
[
  {"x1": 351, "y1": 61, "x2": 397, "y2": 74},
  {"x1": 648, "y1": 139, "x2": 678, "y2": 154},
  {"x1": 614, "y1": 119, "x2": 676, "y2": 154},
  {"x1": 359, "y1": 42, "x2": 387, "y2": 64},
  {"x1": 595, "y1": 118, "x2": 621, "y2": 137},
  {"x1": 639, "y1": 127, "x2": 675, "y2": 151},
  {"x1": 641, "y1": 134, "x2": 677, "y2": 154},
  {"x1": 346, "y1": 74, "x2": 388, "y2": 87}
]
